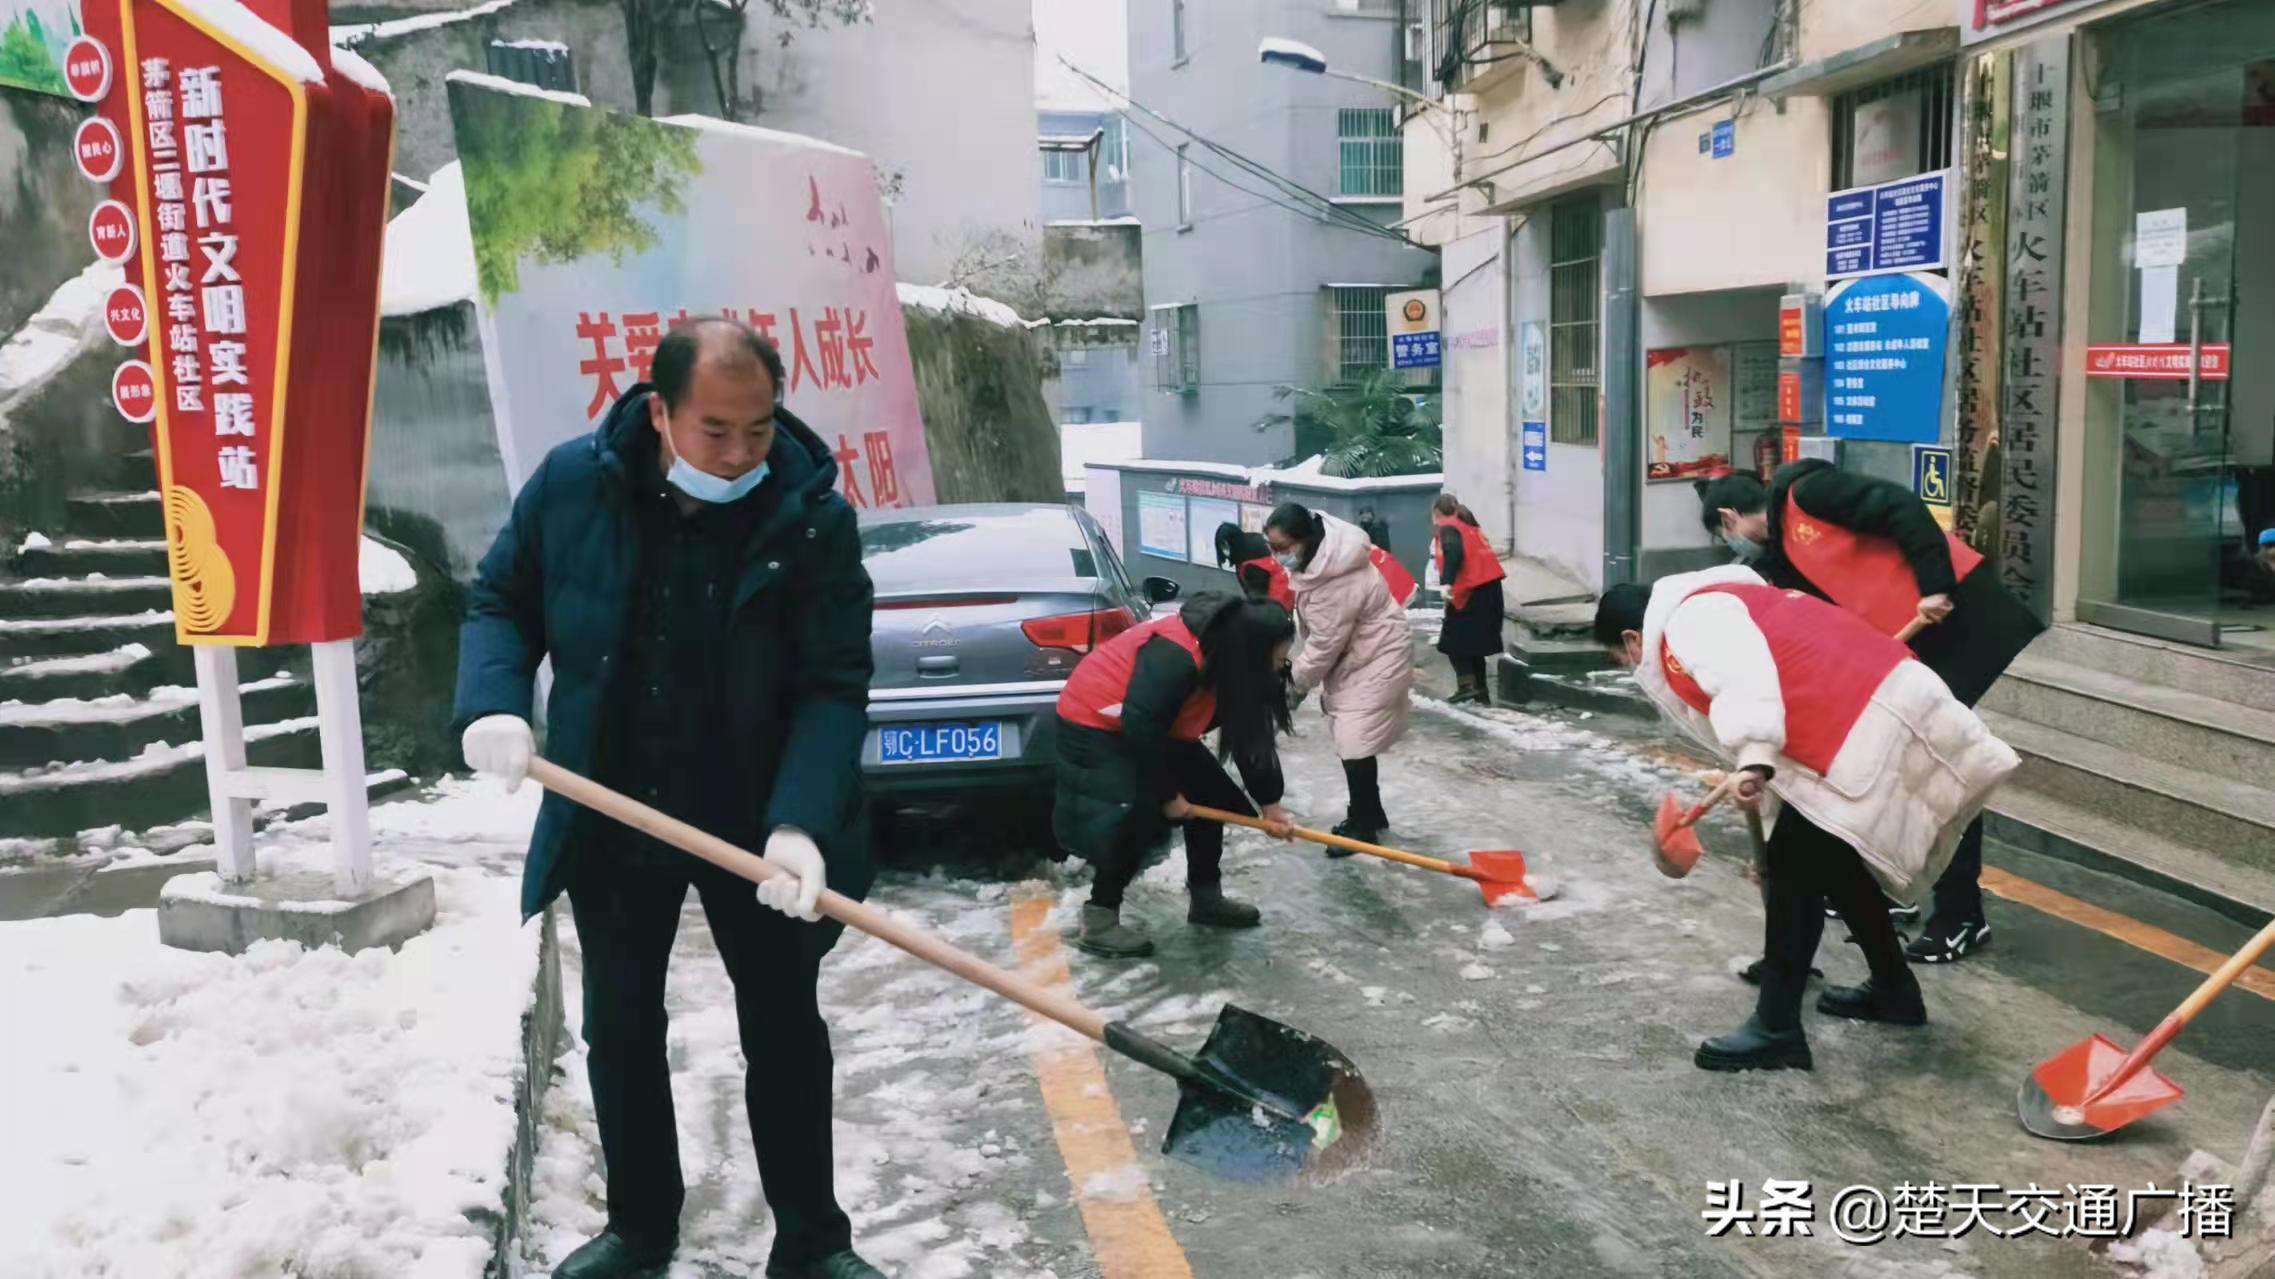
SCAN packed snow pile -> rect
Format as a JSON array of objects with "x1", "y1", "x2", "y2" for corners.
[
  {"x1": 17, "y1": 530, "x2": 51, "y2": 552},
  {"x1": 380, "y1": 162, "x2": 478, "y2": 317},
  {"x1": 0, "y1": 779, "x2": 549, "y2": 1279},
  {"x1": 360, "y1": 535, "x2": 418, "y2": 596},
  {"x1": 2109, "y1": 1228, "x2": 2208, "y2": 1279},
  {"x1": 0, "y1": 261, "x2": 123, "y2": 414},
  {"x1": 898, "y1": 283, "x2": 1032, "y2": 330}
]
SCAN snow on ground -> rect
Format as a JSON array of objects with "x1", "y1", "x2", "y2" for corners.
[
  {"x1": 361, "y1": 535, "x2": 419, "y2": 596},
  {"x1": 0, "y1": 716, "x2": 316, "y2": 792},
  {"x1": 2109, "y1": 1229, "x2": 2209, "y2": 1279},
  {"x1": 0, "y1": 675, "x2": 290, "y2": 727},
  {"x1": 333, "y1": 0, "x2": 517, "y2": 45},
  {"x1": 380, "y1": 162, "x2": 477, "y2": 317},
  {"x1": 0, "y1": 609, "x2": 172, "y2": 634},
  {"x1": 0, "y1": 261, "x2": 123, "y2": 412},
  {"x1": 17, "y1": 530, "x2": 51, "y2": 552},
  {"x1": 1, "y1": 643, "x2": 154, "y2": 680},
  {"x1": 0, "y1": 779, "x2": 548, "y2": 1279},
  {"x1": 897, "y1": 284, "x2": 1031, "y2": 329},
  {"x1": 14, "y1": 574, "x2": 170, "y2": 591}
]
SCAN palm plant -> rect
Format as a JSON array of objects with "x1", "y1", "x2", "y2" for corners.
[{"x1": 1255, "y1": 370, "x2": 1443, "y2": 477}]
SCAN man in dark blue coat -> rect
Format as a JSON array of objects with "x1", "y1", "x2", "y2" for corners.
[{"x1": 453, "y1": 318, "x2": 882, "y2": 1279}]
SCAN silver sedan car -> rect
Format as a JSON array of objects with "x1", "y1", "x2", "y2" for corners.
[{"x1": 857, "y1": 503, "x2": 1179, "y2": 806}]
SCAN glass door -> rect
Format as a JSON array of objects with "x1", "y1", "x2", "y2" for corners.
[{"x1": 2076, "y1": 2, "x2": 2275, "y2": 648}]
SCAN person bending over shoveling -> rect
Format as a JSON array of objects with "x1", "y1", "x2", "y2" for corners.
[
  {"x1": 1595, "y1": 566, "x2": 2018, "y2": 1073},
  {"x1": 1052, "y1": 592, "x2": 1299, "y2": 959}
]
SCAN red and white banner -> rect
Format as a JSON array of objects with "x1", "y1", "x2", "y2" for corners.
[{"x1": 2082, "y1": 343, "x2": 2231, "y2": 381}]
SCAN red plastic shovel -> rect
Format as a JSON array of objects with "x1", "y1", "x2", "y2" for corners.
[
  {"x1": 1190, "y1": 806, "x2": 1557, "y2": 905},
  {"x1": 1650, "y1": 776, "x2": 1735, "y2": 879},
  {"x1": 2020, "y1": 915, "x2": 2275, "y2": 1140}
]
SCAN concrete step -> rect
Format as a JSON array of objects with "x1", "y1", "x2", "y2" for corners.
[
  {"x1": 0, "y1": 675, "x2": 309, "y2": 769},
  {"x1": 0, "y1": 642, "x2": 191, "y2": 700},
  {"x1": 0, "y1": 717, "x2": 321, "y2": 839},
  {"x1": 2028, "y1": 622, "x2": 2275, "y2": 714},
  {"x1": 0, "y1": 575, "x2": 173, "y2": 620},
  {"x1": 1980, "y1": 709, "x2": 2275, "y2": 874},
  {"x1": 1491, "y1": 653, "x2": 1656, "y2": 719},
  {"x1": 0, "y1": 610, "x2": 176, "y2": 661},
  {"x1": 1986, "y1": 788, "x2": 2274, "y2": 930},
  {"x1": 14, "y1": 538, "x2": 169, "y2": 578},
  {"x1": 62, "y1": 491, "x2": 164, "y2": 539},
  {"x1": 1981, "y1": 655, "x2": 2275, "y2": 790}
]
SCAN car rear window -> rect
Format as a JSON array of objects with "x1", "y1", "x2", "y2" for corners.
[{"x1": 860, "y1": 509, "x2": 1097, "y2": 592}]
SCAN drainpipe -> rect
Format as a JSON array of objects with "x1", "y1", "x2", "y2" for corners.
[{"x1": 1601, "y1": 205, "x2": 1640, "y2": 589}]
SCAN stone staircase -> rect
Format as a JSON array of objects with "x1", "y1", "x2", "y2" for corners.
[
  {"x1": 0, "y1": 454, "x2": 328, "y2": 853},
  {"x1": 1979, "y1": 623, "x2": 2275, "y2": 926}
]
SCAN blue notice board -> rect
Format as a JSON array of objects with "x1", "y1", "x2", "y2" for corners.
[
  {"x1": 1521, "y1": 421, "x2": 1547, "y2": 472},
  {"x1": 1825, "y1": 170, "x2": 1948, "y2": 279},
  {"x1": 1824, "y1": 272, "x2": 1950, "y2": 444},
  {"x1": 1711, "y1": 120, "x2": 1735, "y2": 159},
  {"x1": 1392, "y1": 331, "x2": 1442, "y2": 369}
]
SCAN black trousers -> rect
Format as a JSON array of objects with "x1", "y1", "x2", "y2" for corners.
[
  {"x1": 564, "y1": 850, "x2": 853, "y2": 1266},
  {"x1": 1342, "y1": 756, "x2": 1387, "y2": 828},
  {"x1": 1759, "y1": 805, "x2": 1911, "y2": 1023},
  {"x1": 1089, "y1": 739, "x2": 1253, "y2": 910},
  {"x1": 1930, "y1": 819, "x2": 1985, "y2": 920}
]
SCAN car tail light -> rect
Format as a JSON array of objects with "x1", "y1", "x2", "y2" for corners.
[{"x1": 1021, "y1": 606, "x2": 1135, "y2": 654}]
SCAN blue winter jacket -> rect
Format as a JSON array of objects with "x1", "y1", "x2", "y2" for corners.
[{"x1": 451, "y1": 385, "x2": 876, "y2": 920}]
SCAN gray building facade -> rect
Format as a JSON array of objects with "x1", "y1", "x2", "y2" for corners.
[
  {"x1": 1039, "y1": 109, "x2": 1135, "y2": 223},
  {"x1": 1128, "y1": 0, "x2": 1438, "y2": 465}
]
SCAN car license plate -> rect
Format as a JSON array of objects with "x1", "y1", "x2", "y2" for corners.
[{"x1": 878, "y1": 721, "x2": 1005, "y2": 765}]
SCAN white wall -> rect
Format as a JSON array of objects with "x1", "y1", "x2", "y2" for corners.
[
  {"x1": 1637, "y1": 97, "x2": 1830, "y2": 298},
  {"x1": 1510, "y1": 214, "x2": 1602, "y2": 589},
  {"x1": 741, "y1": 0, "x2": 1040, "y2": 286},
  {"x1": 1440, "y1": 224, "x2": 1512, "y2": 548}
]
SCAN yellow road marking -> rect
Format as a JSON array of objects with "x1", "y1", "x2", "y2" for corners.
[
  {"x1": 1982, "y1": 866, "x2": 2275, "y2": 1003},
  {"x1": 1008, "y1": 885, "x2": 1195, "y2": 1279}
]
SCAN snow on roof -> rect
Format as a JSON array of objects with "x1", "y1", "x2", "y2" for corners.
[
  {"x1": 492, "y1": 37, "x2": 566, "y2": 51},
  {"x1": 0, "y1": 260, "x2": 123, "y2": 412},
  {"x1": 1046, "y1": 216, "x2": 1142, "y2": 227},
  {"x1": 359, "y1": 536, "x2": 417, "y2": 596},
  {"x1": 896, "y1": 283, "x2": 1032, "y2": 330},
  {"x1": 1037, "y1": 132, "x2": 1101, "y2": 149},
  {"x1": 441, "y1": 68, "x2": 590, "y2": 109},
  {"x1": 333, "y1": 0, "x2": 517, "y2": 46},
  {"x1": 657, "y1": 114, "x2": 868, "y2": 160},
  {"x1": 1258, "y1": 37, "x2": 1328, "y2": 69},
  {"x1": 1060, "y1": 420, "x2": 1141, "y2": 490},
  {"x1": 379, "y1": 161, "x2": 477, "y2": 317},
  {"x1": 193, "y1": 0, "x2": 327, "y2": 82},
  {"x1": 1051, "y1": 317, "x2": 1140, "y2": 327},
  {"x1": 328, "y1": 45, "x2": 392, "y2": 98}
]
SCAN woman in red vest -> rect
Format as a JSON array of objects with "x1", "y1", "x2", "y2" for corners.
[
  {"x1": 1697, "y1": 463, "x2": 2044, "y2": 964},
  {"x1": 1212, "y1": 522, "x2": 1294, "y2": 608},
  {"x1": 1431, "y1": 494, "x2": 1507, "y2": 704},
  {"x1": 1596, "y1": 570, "x2": 2017, "y2": 1073},
  {"x1": 1052, "y1": 593, "x2": 1298, "y2": 959}
]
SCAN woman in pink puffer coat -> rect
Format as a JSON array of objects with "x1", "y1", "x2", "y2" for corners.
[{"x1": 1263, "y1": 503, "x2": 1414, "y2": 846}]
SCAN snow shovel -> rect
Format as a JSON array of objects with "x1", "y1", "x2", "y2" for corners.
[
  {"x1": 2019, "y1": 914, "x2": 2275, "y2": 1141},
  {"x1": 526, "y1": 758, "x2": 1377, "y2": 1183},
  {"x1": 1650, "y1": 776, "x2": 1737, "y2": 879},
  {"x1": 1187, "y1": 805, "x2": 1557, "y2": 904}
]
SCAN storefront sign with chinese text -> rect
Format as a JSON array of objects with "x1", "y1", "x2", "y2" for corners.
[
  {"x1": 449, "y1": 74, "x2": 934, "y2": 507},
  {"x1": 2083, "y1": 343, "x2": 2230, "y2": 380},
  {"x1": 1167, "y1": 476, "x2": 1272, "y2": 504},
  {"x1": 1388, "y1": 289, "x2": 1442, "y2": 370},
  {"x1": 1824, "y1": 271, "x2": 1950, "y2": 444},
  {"x1": 1962, "y1": 0, "x2": 2100, "y2": 45},
  {"x1": 1998, "y1": 39, "x2": 2070, "y2": 618},
  {"x1": 1826, "y1": 170, "x2": 1950, "y2": 279},
  {"x1": 1644, "y1": 346, "x2": 1732, "y2": 482}
]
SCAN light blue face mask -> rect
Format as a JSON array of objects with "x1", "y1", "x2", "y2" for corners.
[
  {"x1": 661, "y1": 412, "x2": 768, "y2": 504},
  {"x1": 1275, "y1": 551, "x2": 1304, "y2": 570},
  {"x1": 1723, "y1": 530, "x2": 1766, "y2": 562}
]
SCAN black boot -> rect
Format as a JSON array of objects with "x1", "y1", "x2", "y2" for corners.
[
  {"x1": 1697, "y1": 968, "x2": 1812, "y2": 1072},
  {"x1": 1325, "y1": 820, "x2": 1374, "y2": 858},
  {"x1": 1817, "y1": 975, "x2": 1928, "y2": 1026},
  {"x1": 767, "y1": 1249, "x2": 886, "y2": 1279},
  {"x1": 1737, "y1": 957, "x2": 1822, "y2": 986},
  {"x1": 1447, "y1": 671, "x2": 1481, "y2": 704},
  {"x1": 1074, "y1": 905, "x2": 1154, "y2": 958},
  {"x1": 555, "y1": 1231, "x2": 675, "y2": 1279},
  {"x1": 1470, "y1": 658, "x2": 1494, "y2": 707},
  {"x1": 1187, "y1": 882, "x2": 1262, "y2": 928}
]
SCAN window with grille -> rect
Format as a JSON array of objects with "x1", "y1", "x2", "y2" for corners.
[
  {"x1": 1831, "y1": 63, "x2": 1956, "y2": 190},
  {"x1": 1041, "y1": 148, "x2": 1084, "y2": 184},
  {"x1": 1153, "y1": 305, "x2": 1199, "y2": 394},
  {"x1": 1331, "y1": 287, "x2": 1390, "y2": 383},
  {"x1": 1548, "y1": 193, "x2": 1601, "y2": 447},
  {"x1": 1337, "y1": 109, "x2": 1403, "y2": 198},
  {"x1": 486, "y1": 40, "x2": 577, "y2": 93},
  {"x1": 1176, "y1": 144, "x2": 1194, "y2": 225}
]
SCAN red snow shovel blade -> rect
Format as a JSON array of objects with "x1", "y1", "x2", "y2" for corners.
[
  {"x1": 1466, "y1": 849, "x2": 1557, "y2": 904},
  {"x1": 2018, "y1": 1033, "x2": 2185, "y2": 1141},
  {"x1": 1652, "y1": 792, "x2": 1704, "y2": 879}
]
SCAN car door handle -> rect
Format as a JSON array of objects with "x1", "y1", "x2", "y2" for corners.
[{"x1": 917, "y1": 655, "x2": 959, "y2": 678}]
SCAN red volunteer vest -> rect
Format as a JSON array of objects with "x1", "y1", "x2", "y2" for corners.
[
  {"x1": 1658, "y1": 583, "x2": 1908, "y2": 775},
  {"x1": 1240, "y1": 555, "x2": 1296, "y2": 609},
  {"x1": 1369, "y1": 545, "x2": 1418, "y2": 606},
  {"x1": 1056, "y1": 614, "x2": 1216, "y2": 741},
  {"x1": 1431, "y1": 517, "x2": 1505, "y2": 609},
  {"x1": 1781, "y1": 491, "x2": 1985, "y2": 638}
]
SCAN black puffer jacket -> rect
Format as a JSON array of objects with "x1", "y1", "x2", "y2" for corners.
[{"x1": 1759, "y1": 458, "x2": 2043, "y2": 706}]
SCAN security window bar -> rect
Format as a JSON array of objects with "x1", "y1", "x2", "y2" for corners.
[
  {"x1": 1548, "y1": 192, "x2": 1601, "y2": 447},
  {"x1": 1176, "y1": 144, "x2": 1194, "y2": 225},
  {"x1": 1338, "y1": 109, "x2": 1404, "y2": 198},
  {"x1": 1154, "y1": 305, "x2": 1200, "y2": 394},
  {"x1": 1333, "y1": 287, "x2": 1390, "y2": 384},
  {"x1": 1830, "y1": 62, "x2": 1957, "y2": 190},
  {"x1": 1429, "y1": 0, "x2": 1531, "y2": 92}
]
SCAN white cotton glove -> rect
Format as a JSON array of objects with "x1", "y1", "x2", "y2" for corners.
[
  {"x1": 461, "y1": 714, "x2": 533, "y2": 792},
  {"x1": 757, "y1": 826, "x2": 827, "y2": 922}
]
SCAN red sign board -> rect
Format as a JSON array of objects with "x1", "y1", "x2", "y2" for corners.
[
  {"x1": 1778, "y1": 306, "x2": 1805, "y2": 358},
  {"x1": 1777, "y1": 369, "x2": 1803, "y2": 423},
  {"x1": 113, "y1": 359, "x2": 157, "y2": 423},
  {"x1": 75, "y1": 117, "x2": 126, "y2": 182},
  {"x1": 2083, "y1": 343, "x2": 2231, "y2": 381},
  {"x1": 105, "y1": 283, "x2": 150, "y2": 346},
  {"x1": 75, "y1": 1, "x2": 396, "y2": 646},
  {"x1": 65, "y1": 35, "x2": 114, "y2": 101},
  {"x1": 89, "y1": 199, "x2": 137, "y2": 261}
]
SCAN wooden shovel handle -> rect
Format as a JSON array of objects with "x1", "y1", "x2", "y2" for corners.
[
  {"x1": 527, "y1": 757, "x2": 1109, "y2": 1043},
  {"x1": 1896, "y1": 615, "x2": 1930, "y2": 643},
  {"x1": 1678, "y1": 775, "x2": 1739, "y2": 830},
  {"x1": 2086, "y1": 915, "x2": 2275, "y2": 1105},
  {"x1": 1187, "y1": 804, "x2": 1476, "y2": 880}
]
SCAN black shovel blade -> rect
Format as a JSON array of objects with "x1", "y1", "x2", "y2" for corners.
[{"x1": 1160, "y1": 1004, "x2": 1378, "y2": 1184}]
